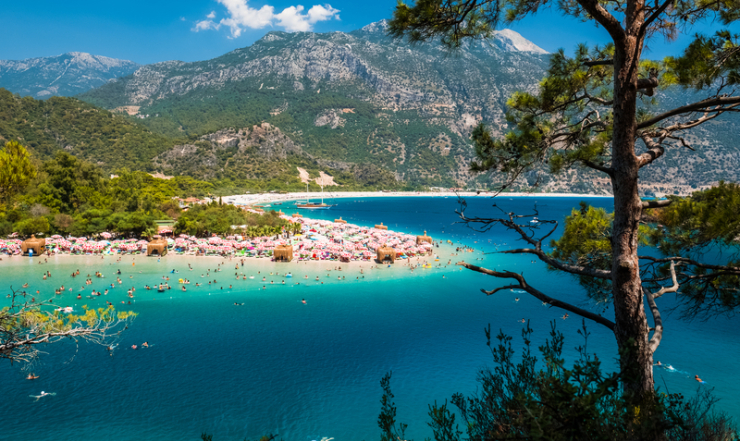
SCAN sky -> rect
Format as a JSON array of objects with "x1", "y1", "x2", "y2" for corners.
[{"x1": 2, "y1": 0, "x2": 737, "y2": 65}]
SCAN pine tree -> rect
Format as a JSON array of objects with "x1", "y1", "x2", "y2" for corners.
[{"x1": 389, "y1": 0, "x2": 740, "y2": 405}]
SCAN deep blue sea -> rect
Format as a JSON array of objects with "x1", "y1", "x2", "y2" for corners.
[{"x1": 2, "y1": 196, "x2": 739, "y2": 441}]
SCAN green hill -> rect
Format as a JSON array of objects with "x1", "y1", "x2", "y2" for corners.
[{"x1": 0, "y1": 88, "x2": 173, "y2": 171}]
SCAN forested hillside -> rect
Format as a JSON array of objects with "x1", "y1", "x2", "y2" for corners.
[
  {"x1": 0, "y1": 88, "x2": 173, "y2": 171},
  {"x1": 0, "y1": 89, "x2": 401, "y2": 190}
]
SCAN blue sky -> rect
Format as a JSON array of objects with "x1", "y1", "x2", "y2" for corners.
[{"x1": 2, "y1": 0, "x2": 736, "y2": 64}]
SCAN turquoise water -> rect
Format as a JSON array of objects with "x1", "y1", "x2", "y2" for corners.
[{"x1": 2, "y1": 196, "x2": 739, "y2": 441}]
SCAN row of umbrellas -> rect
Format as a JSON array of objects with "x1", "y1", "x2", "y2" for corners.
[{"x1": 1, "y1": 217, "x2": 433, "y2": 260}]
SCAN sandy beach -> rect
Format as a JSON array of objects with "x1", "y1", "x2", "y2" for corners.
[{"x1": 221, "y1": 190, "x2": 613, "y2": 207}]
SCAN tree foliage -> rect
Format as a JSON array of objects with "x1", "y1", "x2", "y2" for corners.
[
  {"x1": 174, "y1": 203, "x2": 292, "y2": 237},
  {"x1": 378, "y1": 323, "x2": 737, "y2": 440},
  {"x1": 1, "y1": 287, "x2": 136, "y2": 365},
  {"x1": 0, "y1": 140, "x2": 36, "y2": 205}
]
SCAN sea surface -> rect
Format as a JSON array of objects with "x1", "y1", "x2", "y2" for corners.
[{"x1": 2, "y1": 196, "x2": 739, "y2": 441}]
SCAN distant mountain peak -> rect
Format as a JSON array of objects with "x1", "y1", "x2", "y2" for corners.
[
  {"x1": 492, "y1": 29, "x2": 547, "y2": 54},
  {"x1": 360, "y1": 19, "x2": 389, "y2": 33},
  {"x1": 0, "y1": 52, "x2": 139, "y2": 99},
  {"x1": 356, "y1": 20, "x2": 546, "y2": 54}
]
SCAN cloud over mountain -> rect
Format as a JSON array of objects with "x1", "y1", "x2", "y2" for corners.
[{"x1": 193, "y1": 0, "x2": 340, "y2": 37}]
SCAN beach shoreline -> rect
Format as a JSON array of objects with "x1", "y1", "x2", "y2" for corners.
[{"x1": 222, "y1": 191, "x2": 613, "y2": 207}]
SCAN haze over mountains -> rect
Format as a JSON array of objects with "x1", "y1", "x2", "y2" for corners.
[
  {"x1": 1, "y1": 21, "x2": 739, "y2": 194},
  {"x1": 0, "y1": 52, "x2": 139, "y2": 99}
]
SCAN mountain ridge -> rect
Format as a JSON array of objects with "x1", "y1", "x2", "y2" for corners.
[
  {"x1": 3, "y1": 21, "x2": 739, "y2": 195},
  {"x1": 0, "y1": 52, "x2": 139, "y2": 99},
  {"x1": 77, "y1": 22, "x2": 549, "y2": 187}
]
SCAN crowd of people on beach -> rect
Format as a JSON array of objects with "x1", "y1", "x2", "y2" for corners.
[{"x1": 0, "y1": 215, "x2": 436, "y2": 262}]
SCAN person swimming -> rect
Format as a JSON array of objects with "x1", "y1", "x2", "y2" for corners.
[
  {"x1": 26, "y1": 373, "x2": 39, "y2": 380},
  {"x1": 30, "y1": 391, "x2": 55, "y2": 401},
  {"x1": 695, "y1": 375, "x2": 706, "y2": 384}
]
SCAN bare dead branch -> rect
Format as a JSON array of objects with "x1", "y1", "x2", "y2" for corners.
[
  {"x1": 458, "y1": 203, "x2": 612, "y2": 280},
  {"x1": 641, "y1": 199, "x2": 672, "y2": 209},
  {"x1": 583, "y1": 159, "x2": 615, "y2": 176},
  {"x1": 640, "y1": 255, "x2": 740, "y2": 275},
  {"x1": 499, "y1": 248, "x2": 613, "y2": 280},
  {"x1": 457, "y1": 261, "x2": 616, "y2": 330},
  {"x1": 583, "y1": 59, "x2": 614, "y2": 67},
  {"x1": 646, "y1": 261, "x2": 678, "y2": 353},
  {"x1": 637, "y1": 135, "x2": 665, "y2": 167}
]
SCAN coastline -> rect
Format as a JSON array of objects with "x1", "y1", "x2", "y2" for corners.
[{"x1": 222, "y1": 191, "x2": 613, "y2": 207}]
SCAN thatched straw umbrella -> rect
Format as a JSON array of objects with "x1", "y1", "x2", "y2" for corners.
[
  {"x1": 376, "y1": 245, "x2": 396, "y2": 263},
  {"x1": 374, "y1": 222, "x2": 388, "y2": 230},
  {"x1": 334, "y1": 217, "x2": 347, "y2": 224},
  {"x1": 292, "y1": 213, "x2": 303, "y2": 218},
  {"x1": 416, "y1": 230, "x2": 432, "y2": 245},
  {"x1": 147, "y1": 235, "x2": 168, "y2": 256},
  {"x1": 278, "y1": 210, "x2": 285, "y2": 216},
  {"x1": 274, "y1": 244, "x2": 293, "y2": 262},
  {"x1": 21, "y1": 235, "x2": 46, "y2": 256}
]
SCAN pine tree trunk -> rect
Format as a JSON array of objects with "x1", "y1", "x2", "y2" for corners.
[{"x1": 611, "y1": 31, "x2": 654, "y2": 399}]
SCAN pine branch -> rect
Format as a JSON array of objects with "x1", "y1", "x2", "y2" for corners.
[
  {"x1": 575, "y1": 0, "x2": 625, "y2": 43},
  {"x1": 637, "y1": 96, "x2": 740, "y2": 129}
]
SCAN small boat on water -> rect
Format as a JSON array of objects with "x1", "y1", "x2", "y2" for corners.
[
  {"x1": 296, "y1": 181, "x2": 334, "y2": 210},
  {"x1": 296, "y1": 202, "x2": 332, "y2": 210}
]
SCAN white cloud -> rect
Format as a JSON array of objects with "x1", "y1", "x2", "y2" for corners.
[
  {"x1": 275, "y1": 4, "x2": 340, "y2": 32},
  {"x1": 307, "y1": 4, "x2": 339, "y2": 24},
  {"x1": 193, "y1": 1, "x2": 340, "y2": 38},
  {"x1": 193, "y1": 19, "x2": 220, "y2": 32}
]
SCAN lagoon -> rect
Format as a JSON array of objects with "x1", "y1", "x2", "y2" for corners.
[{"x1": 2, "y1": 196, "x2": 739, "y2": 441}]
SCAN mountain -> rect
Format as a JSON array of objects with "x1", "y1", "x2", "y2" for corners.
[
  {"x1": 78, "y1": 21, "x2": 550, "y2": 187},
  {"x1": 0, "y1": 88, "x2": 397, "y2": 190},
  {"x1": 0, "y1": 52, "x2": 140, "y2": 99},
  {"x1": 53, "y1": 21, "x2": 740, "y2": 193}
]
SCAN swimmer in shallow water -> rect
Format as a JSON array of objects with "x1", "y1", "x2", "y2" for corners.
[{"x1": 695, "y1": 375, "x2": 705, "y2": 383}]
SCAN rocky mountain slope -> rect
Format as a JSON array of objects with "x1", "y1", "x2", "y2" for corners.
[
  {"x1": 0, "y1": 88, "x2": 397, "y2": 190},
  {"x1": 66, "y1": 21, "x2": 740, "y2": 193},
  {"x1": 0, "y1": 52, "x2": 139, "y2": 99},
  {"x1": 79, "y1": 20, "x2": 550, "y2": 187}
]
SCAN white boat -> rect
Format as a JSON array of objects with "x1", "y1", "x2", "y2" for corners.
[{"x1": 296, "y1": 181, "x2": 333, "y2": 210}]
